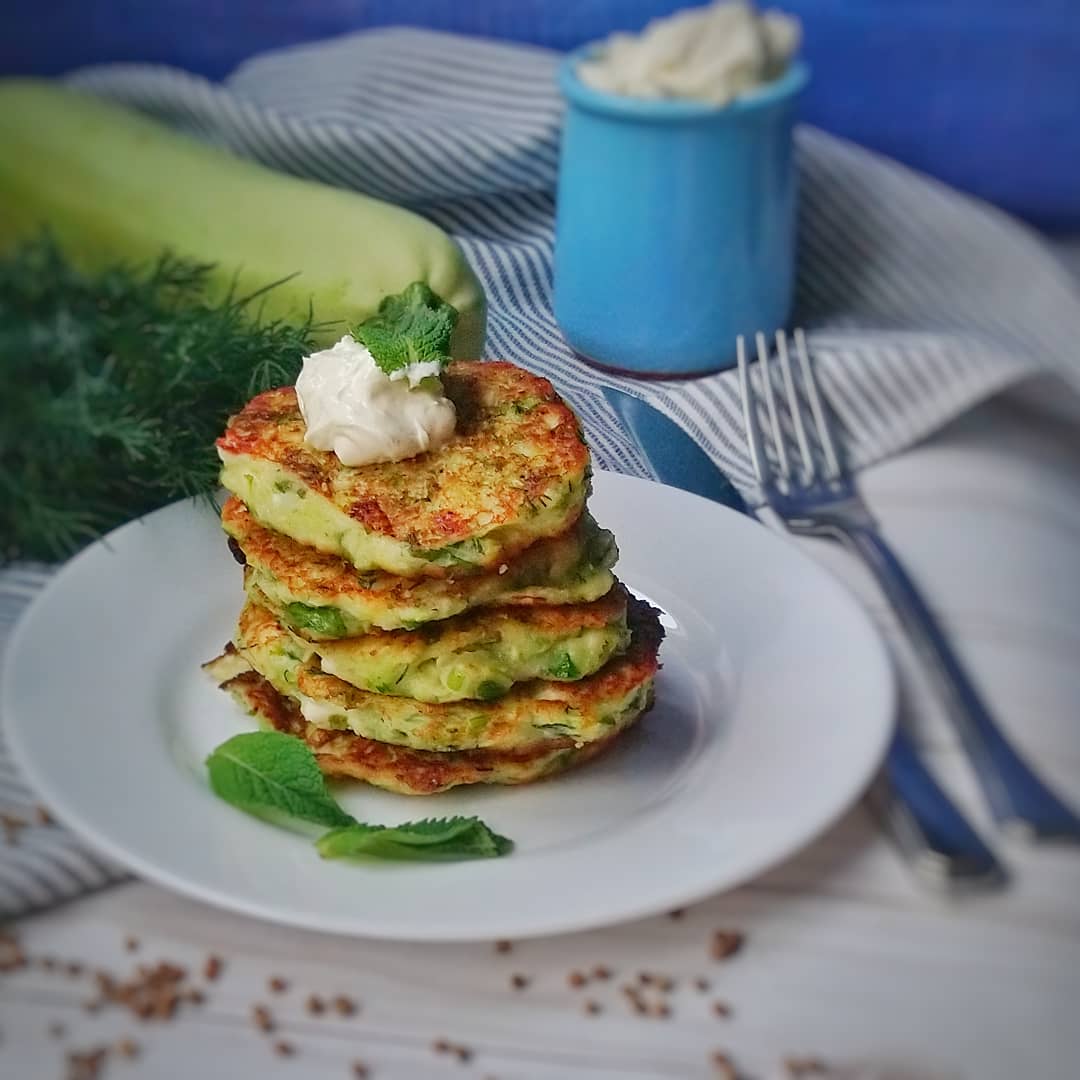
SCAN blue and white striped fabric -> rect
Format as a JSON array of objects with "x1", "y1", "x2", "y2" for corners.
[{"x1": 3, "y1": 27, "x2": 1079, "y2": 916}]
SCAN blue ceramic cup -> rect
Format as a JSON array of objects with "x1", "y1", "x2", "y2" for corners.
[{"x1": 553, "y1": 49, "x2": 808, "y2": 376}]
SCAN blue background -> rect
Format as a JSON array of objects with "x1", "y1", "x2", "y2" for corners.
[{"x1": 6, "y1": 1, "x2": 1079, "y2": 230}]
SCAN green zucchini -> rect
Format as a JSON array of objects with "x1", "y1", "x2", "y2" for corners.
[{"x1": 0, "y1": 79, "x2": 485, "y2": 355}]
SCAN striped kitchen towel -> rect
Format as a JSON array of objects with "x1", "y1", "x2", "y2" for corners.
[{"x1": 2, "y1": 27, "x2": 1079, "y2": 916}]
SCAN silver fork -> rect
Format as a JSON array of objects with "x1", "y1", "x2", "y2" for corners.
[{"x1": 739, "y1": 329, "x2": 1080, "y2": 849}]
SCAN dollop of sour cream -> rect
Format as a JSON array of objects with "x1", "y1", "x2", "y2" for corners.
[
  {"x1": 578, "y1": 0, "x2": 800, "y2": 107},
  {"x1": 295, "y1": 334, "x2": 456, "y2": 467}
]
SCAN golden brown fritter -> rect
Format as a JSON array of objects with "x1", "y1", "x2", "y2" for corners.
[
  {"x1": 292, "y1": 585, "x2": 630, "y2": 704},
  {"x1": 233, "y1": 594, "x2": 664, "y2": 753},
  {"x1": 222, "y1": 497, "x2": 618, "y2": 638},
  {"x1": 203, "y1": 658, "x2": 637, "y2": 795},
  {"x1": 216, "y1": 361, "x2": 591, "y2": 577}
]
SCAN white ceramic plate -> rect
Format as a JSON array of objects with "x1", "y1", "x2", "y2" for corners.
[{"x1": 3, "y1": 472, "x2": 893, "y2": 941}]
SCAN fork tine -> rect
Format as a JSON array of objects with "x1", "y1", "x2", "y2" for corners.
[
  {"x1": 755, "y1": 331, "x2": 790, "y2": 480},
  {"x1": 737, "y1": 335, "x2": 768, "y2": 484},
  {"x1": 775, "y1": 330, "x2": 816, "y2": 481},
  {"x1": 794, "y1": 328, "x2": 842, "y2": 480}
]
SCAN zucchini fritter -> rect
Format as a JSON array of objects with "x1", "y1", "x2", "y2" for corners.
[
  {"x1": 280, "y1": 585, "x2": 630, "y2": 704},
  {"x1": 203, "y1": 656, "x2": 641, "y2": 795},
  {"x1": 233, "y1": 594, "x2": 664, "y2": 753},
  {"x1": 217, "y1": 361, "x2": 591, "y2": 577},
  {"x1": 223, "y1": 497, "x2": 618, "y2": 638}
]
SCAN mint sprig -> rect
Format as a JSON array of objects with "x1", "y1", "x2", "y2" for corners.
[
  {"x1": 317, "y1": 818, "x2": 512, "y2": 862},
  {"x1": 352, "y1": 281, "x2": 458, "y2": 376},
  {"x1": 205, "y1": 732, "x2": 513, "y2": 863}
]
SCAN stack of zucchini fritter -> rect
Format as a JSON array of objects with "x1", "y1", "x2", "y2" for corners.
[{"x1": 203, "y1": 361, "x2": 663, "y2": 795}]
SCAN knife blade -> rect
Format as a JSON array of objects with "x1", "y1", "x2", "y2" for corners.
[{"x1": 600, "y1": 386, "x2": 748, "y2": 513}]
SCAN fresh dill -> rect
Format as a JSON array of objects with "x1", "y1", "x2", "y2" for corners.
[{"x1": 0, "y1": 236, "x2": 320, "y2": 562}]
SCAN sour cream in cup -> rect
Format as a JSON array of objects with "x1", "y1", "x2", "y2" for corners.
[{"x1": 553, "y1": 2, "x2": 807, "y2": 376}]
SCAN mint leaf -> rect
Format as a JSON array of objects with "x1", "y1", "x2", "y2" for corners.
[
  {"x1": 206, "y1": 732, "x2": 354, "y2": 830},
  {"x1": 353, "y1": 282, "x2": 458, "y2": 376},
  {"x1": 316, "y1": 817, "x2": 514, "y2": 862},
  {"x1": 206, "y1": 734, "x2": 513, "y2": 861}
]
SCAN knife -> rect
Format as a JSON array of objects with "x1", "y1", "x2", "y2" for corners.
[
  {"x1": 601, "y1": 386, "x2": 748, "y2": 513},
  {"x1": 601, "y1": 384, "x2": 1006, "y2": 892}
]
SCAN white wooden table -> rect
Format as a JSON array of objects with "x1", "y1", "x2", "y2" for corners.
[{"x1": 4, "y1": 391, "x2": 1080, "y2": 1080}]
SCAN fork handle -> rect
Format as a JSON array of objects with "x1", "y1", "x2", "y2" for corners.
[
  {"x1": 839, "y1": 524, "x2": 1080, "y2": 841},
  {"x1": 870, "y1": 727, "x2": 1006, "y2": 891}
]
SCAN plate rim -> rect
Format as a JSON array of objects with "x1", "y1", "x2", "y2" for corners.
[{"x1": 2, "y1": 471, "x2": 895, "y2": 941}]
